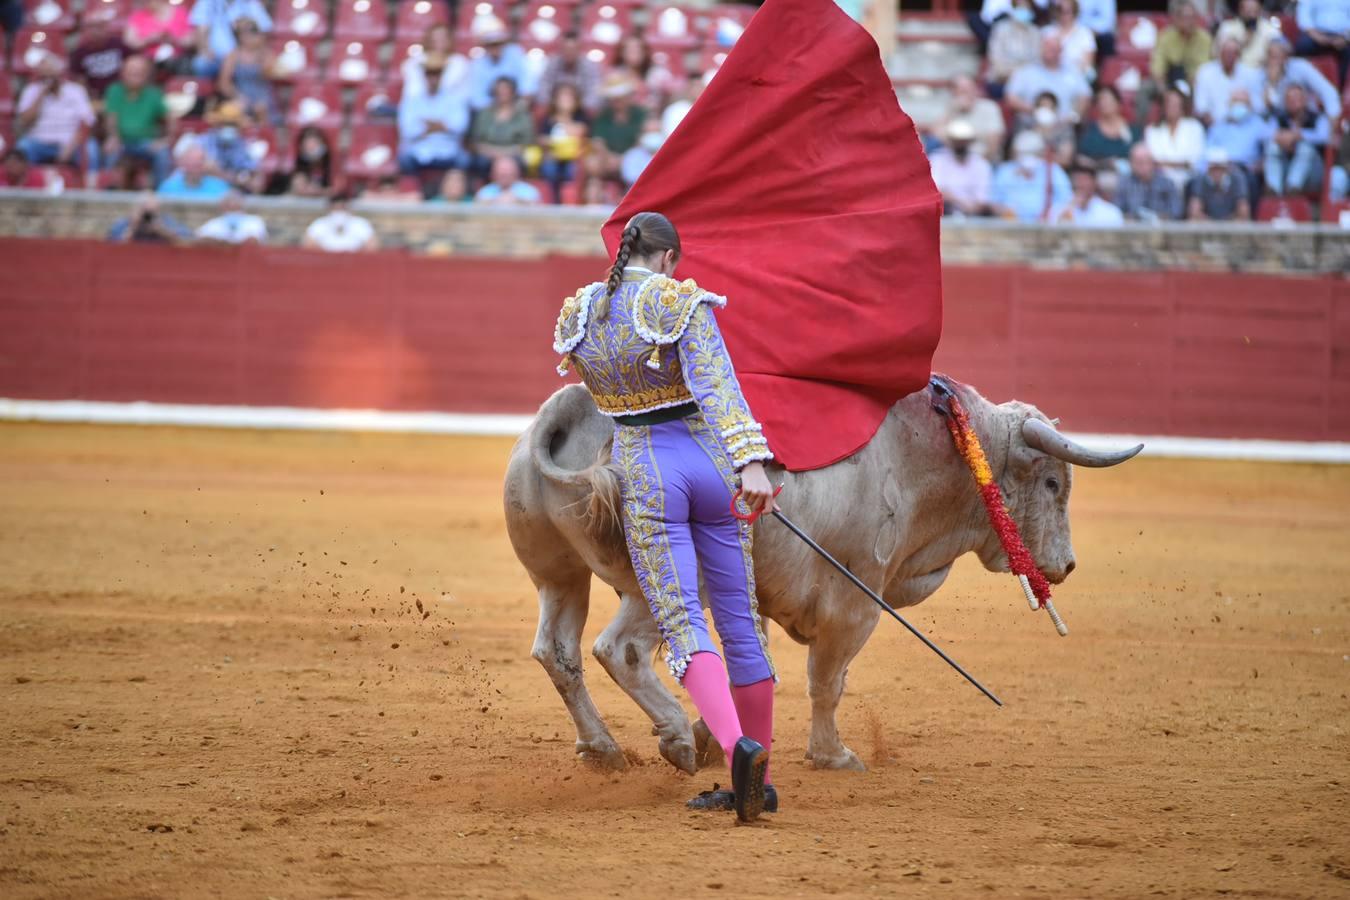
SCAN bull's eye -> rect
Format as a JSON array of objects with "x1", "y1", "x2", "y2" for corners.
[{"x1": 1045, "y1": 477, "x2": 1060, "y2": 494}]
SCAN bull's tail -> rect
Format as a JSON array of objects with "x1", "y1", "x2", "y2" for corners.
[{"x1": 527, "y1": 387, "x2": 624, "y2": 545}]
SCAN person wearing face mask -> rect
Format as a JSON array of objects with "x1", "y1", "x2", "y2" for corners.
[
  {"x1": 991, "y1": 129, "x2": 1071, "y2": 222},
  {"x1": 968, "y1": 0, "x2": 1048, "y2": 56},
  {"x1": 1029, "y1": 91, "x2": 1076, "y2": 166},
  {"x1": 619, "y1": 121, "x2": 666, "y2": 188},
  {"x1": 1204, "y1": 87, "x2": 1274, "y2": 176},
  {"x1": 1194, "y1": 37, "x2": 1265, "y2": 126},
  {"x1": 986, "y1": 0, "x2": 1043, "y2": 100},
  {"x1": 1006, "y1": 33, "x2": 1091, "y2": 123},
  {"x1": 196, "y1": 190, "x2": 268, "y2": 244},
  {"x1": 197, "y1": 100, "x2": 263, "y2": 193},
  {"x1": 1215, "y1": 0, "x2": 1282, "y2": 69},
  {"x1": 941, "y1": 75, "x2": 1006, "y2": 161},
  {"x1": 303, "y1": 193, "x2": 379, "y2": 253},
  {"x1": 929, "y1": 119, "x2": 992, "y2": 217},
  {"x1": 285, "y1": 126, "x2": 332, "y2": 197},
  {"x1": 1263, "y1": 83, "x2": 1330, "y2": 196}
]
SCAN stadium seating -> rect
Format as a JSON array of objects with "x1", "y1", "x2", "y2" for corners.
[
  {"x1": 1256, "y1": 195, "x2": 1314, "y2": 223},
  {"x1": 456, "y1": 0, "x2": 512, "y2": 42},
  {"x1": 344, "y1": 122, "x2": 400, "y2": 181},
  {"x1": 272, "y1": 0, "x2": 332, "y2": 40},
  {"x1": 519, "y1": 1, "x2": 574, "y2": 47},
  {"x1": 331, "y1": 39, "x2": 384, "y2": 84},
  {"x1": 0, "y1": 70, "x2": 13, "y2": 117},
  {"x1": 580, "y1": 3, "x2": 634, "y2": 46},
  {"x1": 82, "y1": 0, "x2": 133, "y2": 27},
  {"x1": 11, "y1": 28, "x2": 68, "y2": 74},
  {"x1": 287, "y1": 81, "x2": 345, "y2": 130},
  {"x1": 351, "y1": 81, "x2": 402, "y2": 125},
  {"x1": 271, "y1": 36, "x2": 324, "y2": 83},
  {"x1": 395, "y1": 0, "x2": 451, "y2": 40},
  {"x1": 333, "y1": 0, "x2": 390, "y2": 40},
  {"x1": 644, "y1": 5, "x2": 700, "y2": 52},
  {"x1": 25, "y1": 0, "x2": 77, "y2": 33}
]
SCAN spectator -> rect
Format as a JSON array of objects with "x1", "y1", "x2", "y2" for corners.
[
  {"x1": 539, "y1": 83, "x2": 590, "y2": 204},
  {"x1": 218, "y1": 16, "x2": 278, "y2": 125},
  {"x1": 286, "y1": 126, "x2": 333, "y2": 197},
  {"x1": 968, "y1": 0, "x2": 1048, "y2": 56},
  {"x1": 466, "y1": 15, "x2": 527, "y2": 112},
  {"x1": 1116, "y1": 144, "x2": 1184, "y2": 221},
  {"x1": 1076, "y1": 0, "x2": 1116, "y2": 58},
  {"x1": 1194, "y1": 37, "x2": 1265, "y2": 125},
  {"x1": 474, "y1": 156, "x2": 542, "y2": 205},
  {"x1": 70, "y1": 6, "x2": 130, "y2": 100},
  {"x1": 157, "y1": 142, "x2": 232, "y2": 199},
  {"x1": 1264, "y1": 83, "x2": 1330, "y2": 196},
  {"x1": 612, "y1": 35, "x2": 680, "y2": 113},
  {"x1": 1294, "y1": 0, "x2": 1350, "y2": 88},
  {"x1": 1261, "y1": 37, "x2": 1342, "y2": 121},
  {"x1": 1029, "y1": 90, "x2": 1077, "y2": 166},
  {"x1": 1329, "y1": 123, "x2": 1348, "y2": 202},
  {"x1": 432, "y1": 167, "x2": 470, "y2": 204},
  {"x1": 991, "y1": 130, "x2": 1071, "y2": 222},
  {"x1": 397, "y1": 57, "x2": 471, "y2": 176},
  {"x1": 659, "y1": 74, "x2": 706, "y2": 138},
  {"x1": 1145, "y1": 86, "x2": 1206, "y2": 188},
  {"x1": 101, "y1": 54, "x2": 172, "y2": 187},
  {"x1": 1136, "y1": 1, "x2": 1212, "y2": 129},
  {"x1": 468, "y1": 77, "x2": 535, "y2": 185},
  {"x1": 1188, "y1": 148, "x2": 1252, "y2": 221},
  {"x1": 195, "y1": 189, "x2": 267, "y2": 243},
  {"x1": 402, "y1": 23, "x2": 469, "y2": 101},
  {"x1": 1215, "y1": 0, "x2": 1282, "y2": 69},
  {"x1": 125, "y1": 0, "x2": 195, "y2": 71},
  {"x1": 16, "y1": 56, "x2": 95, "y2": 174},
  {"x1": 619, "y1": 120, "x2": 664, "y2": 188},
  {"x1": 584, "y1": 74, "x2": 647, "y2": 197},
  {"x1": 1076, "y1": 84, "x2": 1133, "y2": 170},
  {"x1": 929, "y1": 119, "x2": 993, "y2": 217},
  {"x1": 108, "y1": 193, "x2": 191, "y2": 242},
  {"x1": 1205, "y1": 87, "x2": 1272, "y2": 175},
  {"x1": 535, "y1": 32, "x2": 601, "y2": 116},
  {"x1": 1006, "y1": 33, "x2": 1091, "y2": 122},
  {"x1": 1042, "y1": 0, "x2": 1096, "y2": 77},
  {"x1": 0, "y1": 148, "x2": 48, "y2": 189},
  {"x1": 1053, "y1": 166, "x2": 1124, "y2": 226},
  {"x1": 943, "y1": 75, "x2": 1006, "y2": 161},
  {"x1": 987, "y1": 0, "x2": 1042, "y2": 100},
  {"x1": 197, "y1": 101, "x2": 262, "y2": 192},
  {"x1": 189, "y1": 0, "x2": 271, "y2": 78},
  {"x1": 0, "y1": 0, "x2": 20, "y2": 42},
  {"x1": 303, "y1": 193, "x2": 378, "y2": 252}
]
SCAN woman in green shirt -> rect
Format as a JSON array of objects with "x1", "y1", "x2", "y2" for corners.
[
  {"x1": 467, "y1": 76, "x2": 535, "y2": 186},
  {"x1": 1076, "y1": 85, "x2": 1134, "y2": 173}
]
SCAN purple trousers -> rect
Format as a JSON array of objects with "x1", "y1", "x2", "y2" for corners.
[{"x1": 613, "y1": 415, "x2": 775, "y2": 686}]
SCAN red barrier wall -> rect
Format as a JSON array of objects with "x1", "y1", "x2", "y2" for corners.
[{"x1": 2, "y1": 239, "x2": 1347, "y2": 442}]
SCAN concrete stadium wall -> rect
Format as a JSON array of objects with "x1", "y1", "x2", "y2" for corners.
[
  {"x1": 2, "y1": 190, "x2": 1350, "y2": 273},
  {"x1": 2, "y1": 237, "x2": 1347, "y2": 443}
]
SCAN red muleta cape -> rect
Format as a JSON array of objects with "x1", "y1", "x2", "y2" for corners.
[{"x1": 603, "y1": 0, "x2": 943, "y2": 471}]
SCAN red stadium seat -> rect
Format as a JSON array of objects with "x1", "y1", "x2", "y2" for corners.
[
  {"x1": 334, "y1": 0, "x2": 390, "y2": 40},
  {"x1": 1307, "y1": 55, "x2": 1342, "y2": 91},
  {"x1": 163, "y1": 75, "x2": 213, "y2": 119},
  {"x1": 1277, "y1": 13, "x2": 1298, "y2": 43},
  {"x1": 1117, "y1": 13, "x2": 1168, "y2": 58},
  {"x1": 1256, "y1": 196, "x2": 1313, "y2": 223},
  {"x1": 287, "y1": 81, "x2": 344, "y2": 129},
  {"x1": 344, "y1": 122, "x2": 400, "y2": 180},
  {"x1": 704, "y1": 4, "x2": 755, "y2": 50},
  {"x1": 395, "y1": 0, "x2": 450, "y2": 40},
  {"x1": 331, "y1": 39, "x2": 384, "y2": 84},
  {"x1": 82, "y1": 0, "x2": 134, "y2": 28},
  {"x1": 645, "y1": 5, "x2": 700, "y2": 51},
  {"x1": 25, "y1": 0, "x2": 77, "y2": 32},
  {"x1": 351, "y1": 80, "x2": 402, "y2": 124},
  {"x1": 697, "y1": 45, "x2": 730, "y2": 75},
  {"x1": 272, "y1": 0, "x2": 331, "y2": 40},
  {"x1": 519, "y1": 0, "x2": 574, "y2": 47},
  {"x1": 0, "y1": 71, "x2": 13, "y2": 117},
  {"x1": 242, "y1": 125, "x2": 284, "y2": 174},
  {"x1": 580, "y1": 3, "x2": 633, "y2": 46},
  {"x1": 1323, "y1": 200, "x2": 1350, "y2": 227},
  {"x1": 650, "y1": 47, "x2": 687, "y2": 81},
  {"x1": 456, "y1": 0, "x2": 512, "y2": 43},
  {"x1": 271, "y1": 36, "x2": 324, "y2": 82},
  {"x1": 11, "y1": 28, "x2": 68, "y2": 75}
]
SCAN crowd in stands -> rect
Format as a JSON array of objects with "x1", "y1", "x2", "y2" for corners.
[
  {"x1": 0, "y1": 0, "x2": 734, "y2": 207},
  {"x1": 0, "y1": 0, "x2": 1347, "y2": 228},
  {"x1": 941, "y1": 0, "x2": 1350, "y2": 224}
]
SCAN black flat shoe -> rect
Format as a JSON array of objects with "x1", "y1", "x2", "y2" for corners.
[
  {"x1": 687, "y1": 783, "x2": 778, "y2": 813},
  {"x1": 730, "y1": 737, "x2": 769, "y2": 822}
]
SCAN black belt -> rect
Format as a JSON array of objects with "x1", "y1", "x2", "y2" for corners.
[{"x1": 614, "y1": 402, "x2": 699, "y2": 427}]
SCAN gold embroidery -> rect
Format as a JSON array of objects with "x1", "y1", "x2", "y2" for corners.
[{"x1": 590, "y1": 383, "x2": 694, "y2": 415}]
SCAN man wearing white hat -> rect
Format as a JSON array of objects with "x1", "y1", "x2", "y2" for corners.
[
  {"x1": 928, "y1": 119, "x2": 992, "y2": 217},
  {"x1": 467, "y1": 14, "x2": 529, "y2": 111}
]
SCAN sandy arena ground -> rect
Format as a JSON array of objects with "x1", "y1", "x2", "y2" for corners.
[{"x1": 1, "y1": 423, "x2": 1348, "y2": 899}]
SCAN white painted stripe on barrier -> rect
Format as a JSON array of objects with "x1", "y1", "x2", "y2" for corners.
[{"x1": 2, "y1": 398, "x2": 1348, "y2": 463}]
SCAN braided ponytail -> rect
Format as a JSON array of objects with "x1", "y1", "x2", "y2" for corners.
[{"x1": 593, "y1": 213, "x2": 681, "y2": 321}]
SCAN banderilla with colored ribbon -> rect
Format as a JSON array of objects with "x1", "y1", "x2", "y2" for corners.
[{"x1": 732, "y1": 487, "x2": 1003, "y2": 708}]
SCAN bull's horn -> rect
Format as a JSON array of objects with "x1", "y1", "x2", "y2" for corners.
[{"x1": 1021, "y1": 418, "x2": 1143, "y2": 468}]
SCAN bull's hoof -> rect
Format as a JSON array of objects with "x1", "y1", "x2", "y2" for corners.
[
  {"x1": 576, "y1": 739, "x2": 627, "y2": 771},
  {"x1": 809, "y1": 746, "x2": 866, "y2": 772},
  {"x1": 693, "y1": 718, "x2": 725, "y2": 771},
  {"x1": 658, "y1": 734, "x2": 698, "y2": 775}
]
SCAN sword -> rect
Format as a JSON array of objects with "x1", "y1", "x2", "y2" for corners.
[{"x1": 733, "y1": 488, "x2": 1003, "y2": 708}]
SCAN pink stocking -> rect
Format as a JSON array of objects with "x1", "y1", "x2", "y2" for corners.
[
  {"x1": 681, "y1": 652, "x2": 743, "y2": 762},
  {"x1": 731, "y1": 677, "x2": 775, "y2": 784}
]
